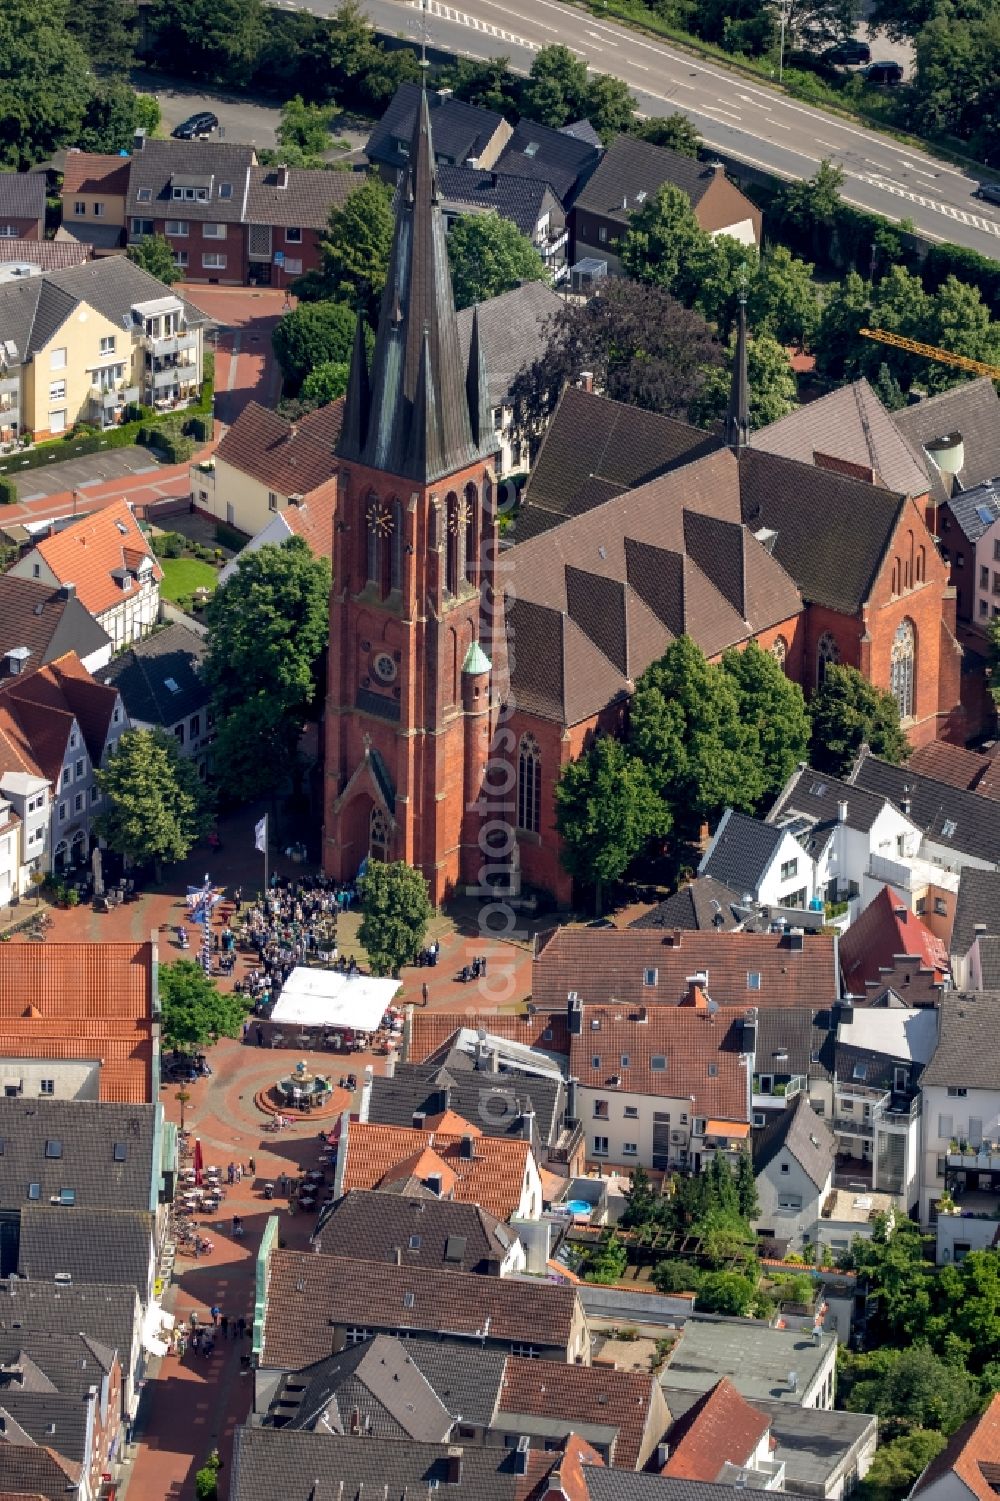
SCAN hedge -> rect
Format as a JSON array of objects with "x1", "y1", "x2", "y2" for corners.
[{"x1": 0, "y1": 475, "x2": 17, "y2": 505}]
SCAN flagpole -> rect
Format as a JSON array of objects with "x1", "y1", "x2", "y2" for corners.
[{"x1": 264, "y1": 813, "x2": 269, "y2": 895}]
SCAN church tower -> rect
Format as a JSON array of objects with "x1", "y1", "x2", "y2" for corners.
[{"x1": 323, "y1": 88, "x2": 500, "y2": 903}]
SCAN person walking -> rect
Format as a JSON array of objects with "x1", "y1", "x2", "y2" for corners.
[
  {"x1": 211, "y1": 1305, "x2": 221, "y2": 1327},
  {"x1": 421, "y1": 982, "x2": 429, "y2": 1007},
  {"x1": 248, "y1": 1156, "x2": 256, "y2": 1176}
]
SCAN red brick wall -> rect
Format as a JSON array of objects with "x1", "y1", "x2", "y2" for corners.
[
  {"x1": 154, "y1": 218, "x2": 248, "y2": 283},
  {"x1": 0, "y1": 215, "x2": 41, "y2": 240}
]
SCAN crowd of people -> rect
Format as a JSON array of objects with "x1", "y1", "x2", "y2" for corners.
[{"x1": 233, "y1": 875, "x2": 352, "y2": 1010}]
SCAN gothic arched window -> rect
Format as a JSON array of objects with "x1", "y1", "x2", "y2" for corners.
[
  {"x1": 445, "y1": 493, "x2": 459, "y2": 595},
  {"x1": 891, "y1": 618, "x2": 916, "y2": 721},
  {"x1": 517, "y1": 733, "x2": 541, "y2": 834},
  {"x1": 369, "y1": 805, "x2": 390, "y2": 862},
  {"x1": 817, "y1": 632, "x2": 840, "y2": 688},
  {"x1": 772, "y1": 635, "x2": 788, "y2": 672}
]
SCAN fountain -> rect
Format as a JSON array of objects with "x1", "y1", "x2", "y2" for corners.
[{"x1": 276, "y1": 1059, "x2": 333, "y2": 1112}]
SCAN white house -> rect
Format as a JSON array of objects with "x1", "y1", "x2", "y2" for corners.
[
  {"x1": 754, "y1": 1094, "x2": 836, "y2": 1250},
  {"x1": 0, "y1": 771, "x2": 50, "y2": 890},
  {"x1": 919, "y1": 990, "x2": 1000, "y2": 1231},
  {"x1": 700, "y1": 810, "x2": 816, "y2": 911}
]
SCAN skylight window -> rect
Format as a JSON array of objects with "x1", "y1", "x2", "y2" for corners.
[
  {"x1": 45, "y1": 1139, "x2": 62, "y2": 1159},
  {"x1": 164, "y1": 677, "x2": 180, "y2": 694},
  {"x1": 810, "y1": 781, "x2": 828, "y2": 797},
  {"x1": 650, "y1": 1056, "x2": 666, "y2": 1071},
  {"x1": 852, "y1": 1063, "x2": 867, "y2": 1082},
  {"x1": 524, "y1": 141, "x2": 540, "y2": 157},
  {"x1": 976, "y1": 504, "x2": 996, "y2": 525},
  {"x1": 941, "y1": 818, "x2": 957, "y2": 838}
]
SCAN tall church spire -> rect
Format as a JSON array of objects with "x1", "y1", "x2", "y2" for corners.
[
  {"x1": 338, "y1": 86, "x2": 478, "y2": 483},
  {"x1": 338, "y1": 307, "x2": 370, "y2": 460},
  {"x1": 725, "y1": 288, "x2": 751, "y2": 456},
  {"x1": 466, "y1": 304, "x2": 492, "y2": 452}
]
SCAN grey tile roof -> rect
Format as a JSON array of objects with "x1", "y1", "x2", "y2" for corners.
[
  {"x1": 0, "y1": 239, "x2": 91, "y2": 272},
  {"x1": 266, "y1": 1335, "x2": 455, "y2": 1440},
  {"x1": 0, "y1": 1278, "x2": 138, "y2": 1390},
  {"x1": 630, "y1": 879, "x2": 745, "y2": 933},
  {"x1": 0, "y1": 1392, "x2": 90, "y2": 1464},
  {"x1": 366, "y1": 83, "x2": 505, "y2": 174},
  {"x1": 754, "y1": 1006, "x2": 836, "y2": 1082},
  {"x1": 0, "y1": 1441, "x2": 82, "y2": 1500},
  {"x1": 0, "y1": 1330, "x2": 115, "y2": 1396},
  {"x1": 977, "y1": 936, "x2": 1000, "y2": 991},
  {"x1": 768, "y1": 763, "x2": 890, "y2": 840},
  {"x1": 405, "y1": 1338, "x2": 507, "y2": 1426},
  {"x1": 573, "y1": 135, "x2": 715, "y2": 225},
  {"x1": 0, "y1": 174, "x2": 46, "y2": 224},
  {"x1": 0, "y1": 1099, "x2": 156, "y2": 1213},
  {"x1": 54, "y1": 220, "x2": 126, "y2": 251},
  {"x1": 0, "y1": 578, "x2": 111, "y2": 670},
  {"x1": 943, "y1": 478, "x2": 1000, "y2": 544},
  {"x1": 517, "y1": 383, "x2": 721, "y2": 542},
  {"x1": 951, "y1": 868, "x2": 1000, "y2": 956},
  {"x1": 246, "y1": 165, "x2": 359, "y2": 230},
  {"x1": 437, "y1": 164, "x2": 554, "y2": 238},
  {"x1": 314, "y1": 1188, "x2": 517, "y2": 1274},
  {"x1": 850, "y1": 747, "x2": 1000, "y2": 867},
  {"x1": 754, "y1": 377, "x2": 930, "y2": 498},
  {"x1": 17, "y1": 1206, "x2": 154, "y2": 1291},
  {"x1": 366, "y1": 1059, "x2": 563, "y2": 1148},
  {"x1": 99, "y1": 622, "x2": 208, "y2": 730},
  {"x1": 496, "y1": 119, "x2": 601, "y2": 205},
  {"x1": 455, "y1": 280, "x2": 563, "y2": 412},
  {"x1": 701, "y1": 812, "x2": 785, "y2": 897},
  {"x1": 753, "y1": 1094, "x2": 836, "y2": 1190},
  {"x1": 739, "y1": 448, "x2": 907, "y2": 614},
  {"x1": 892, "y1": 378, "x2": 1000, "y2": 505},
  {"x1": 125, "y1": 137, "x2": 254, "y2": 223},
  {"x1": 584, "y1": 1471, "x2": 815, "y2": 1501},
  {"x1": 921, "y1": 990, "x2": 1000, "y2": 1088}
]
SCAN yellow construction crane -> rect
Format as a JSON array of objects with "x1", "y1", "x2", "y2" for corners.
[{"x1": 859, "y1": 326, "x2": 1000, "y2": 380}]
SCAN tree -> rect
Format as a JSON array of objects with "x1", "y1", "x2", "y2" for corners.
[
  {"x1": 509, "y1": 280, "x2": 724, "y2": 448},
  {"x1": 520, "y1": 45, "x2": 589, "y2": 126},
  {"x1": 586, "y1": 1231, "x2": 629, "y2": 1284},
  {"x1": 127, "y1": 235, "x2": 182, "y2": 286},
  {"x1": 809, "y1": 665, "x2": 911, "y2": 777},
  {"x1": 555, "y1": 737, "x2": 669, "y2": 911},
  {"x1": 621, "y1": 1165, "x2": 657, "y2": 1229},
  {"x1": 628, "y1": 636, "x2": 765, "y2": 836},
  {"x1": 95, "y1": 729, "x2": 210, "y2": 877},
  {"x1": 845, "y1": 1346, "x2": 977, "y2": 1435},
  {"x1": 300, "y1": 360, "x2": 350, "y2": 407},
  {"x1": 147, "y1": 0, "x2": 265, "y2": 84},
  {"x1": 203, "y1": 537, "x2": 331, "y2": 801},
  {"x1": 303, "y1": 178, "x2": 394, "y2": 312},
  {"x1": 840, "y1": 1216, "x2": 935, "y2": 1347},
  {"x1": 621, "y1": 184, "x2": 711, "y2": 298},
  {"x1": 911, "y1": 7, "x2": 1000, "y2": 155},
  {"x1": 78, "y1": 82, "x2": 159, "y2": 155},
  {"x1": 275, "y1": 94, "x2": 335, "y2": 165},
  {"x1": 654, "y1": 1259, "x2": 704, "y2": 1293},
  {"x1": 357, "y1": 860, "x2": 433, "y2": 976},
  {"x1": 0, "y1": 0, "x2": 94, "y2": 169},
  {"x1": 583, "y1": 74, "x2": 637, "y2": 142},
  {"x1": 636, "y1": 113, "x2": 701, "y2": 155},
  {"x1": 814, "y1": 271, "x2": 871, "y2": 383},
  {"x1": 446, "y1": 215, "x2": 548, "y2": 311},
  {"x1": 859, "y1": 1430, "x2": 947, "y2": 1501},
  {"x1": 66, "y1": 0, "x2": 136, "y2": 74},
  {"x1": 988, "y1": 614, "x2": 1000, "y2": 707},
  {"x1": 923, "y1": 276, "x2": 1000, "y2": 393},
  {"x1": 696, "y1": 1270, "x2": 758, "y2": 1315},
  {"x1": 748, "y1": 245, "x2": 821, "y2": 347},
  {"x1": 437, "y1": 55, "x2": 520, "y2": 115},
  {"x1": 721, "y1": 643, "x2": 812, "y2": 798},
  {"x1": 733, "y1": 1149, "x2": 760, "y2": 1221},
  {"x1": 781, "y1": 160, "x2": 846, "y2": 261},
  {"x1": 694, "y1": 331, "x2": 798, "y2": 430},
  {"x1": 272, "y1": 300, "x2": 358, "y2": 392},
  {"x1": 159, "y1": 960, "x2": 248, "y2": 1053}
]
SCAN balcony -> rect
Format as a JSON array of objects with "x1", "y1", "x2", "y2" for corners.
[
  {"x1": 947, "y1": 1141, "x2": 1000, "y2": 1171},
  {"x1": 145, "y1": 329, "x2": 197, "y2": 359},
  {"x1": 0, "y1": 375, "x2": 18, "y2": 400},
  {"x1": 834, "y1": 1115, "x2": 874, "y2": 1140},
  {"x1": 753, "y1": 1075, "x2": 806, "y2": 1110},
  {"x1": 548, "y1": 1120, "x2": 585, "y2": 1168},
  {"x1": 867, "y1": 851, "x2": 915, "y2": 890},
  {"x1": 150, "y1": 365, "x2": 198, "y2": 393}
]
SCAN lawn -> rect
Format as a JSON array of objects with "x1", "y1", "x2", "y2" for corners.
[{"x1": 159, "y1": 557, "x2": 218, "y2": 604}]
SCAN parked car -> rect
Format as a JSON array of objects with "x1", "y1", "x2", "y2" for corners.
[
  {"x1": 861, "y1": 60, "x2": 903, "y2": 84},
  {"x1": 823, "y1": 39, "x2": 871, "y2": 64},
  {"x1": 171, "y1": 111, "x2": 219, "y2": 140},
  {"x1": 976, "y1": 181, "x2": 1000, "y2": 205}
]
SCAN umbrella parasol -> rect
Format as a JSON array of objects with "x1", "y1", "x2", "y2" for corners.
[{"x1": 193, "y1": 1137, "x2": 204, "y2": 1187}]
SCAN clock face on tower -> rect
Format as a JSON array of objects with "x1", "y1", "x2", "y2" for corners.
[{"x1": 372, "y1": 651, "x2": 397, "y2": 685}]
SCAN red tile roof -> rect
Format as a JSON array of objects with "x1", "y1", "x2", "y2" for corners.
[
  {"x1": 61, "y1": 152, "x2": 131, "y2": 197},
  {"x1": 663, "y1": 1378, "x2": 770, "y2": 1480},
  {"x1": 407, "y1": 1011, "x2": 570, "y2": 1065},
  {"x1": 499, "y1": 1357, "x2": 663, "y2": 1470},
  {"x1": 341, "y1": 1119, "x2": 533, "y2": 1221},
  {"x1": 839, "y1": 885, "x2": 949, "y2": 997},
  {"x1": 28, "y1": 499, "x2": 162, "y2": 620},
  {"x1": 279, "y1": 478, "x2": 337, "y2": 560},
  {"x1": 570, "y1": 1004, "x2": 750, "y2": 1121},
  {"x1": 913, "y1": 1392, "x2": 1000, "y2": 1501},
  {"x1": 532, "y1": 928, "x2": 839, "y2": 1011},
  {"x1": 907, "y1": 740, "x2": 1000, "y2": 800},
  {"x1": 0, "y1": 652, "x2": 119, "y2": 787},
  {"x1": 214, "y1": 399, "x2": 344, "y2": 499}
]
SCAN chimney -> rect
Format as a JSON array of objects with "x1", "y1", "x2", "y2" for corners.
[
  {"x1": 349, "y1": 1407, "x2": 361, "y2": 1434},
  {"x1": 520, "y1": 1105, "x2": 535, "y2": 1142},
  {"x1": 901, "y1": 796, "x2": 912, "y2": 816},
  {"x1": 425, "y1": 1173, "x2": 443, "y2": 1196},
  {"x1": 578, "y1": 371, "x2": 594, "y2": 393},
  {"x1": 412, "y1": 1111, "x2": 427, "y2": 1130},
  {"x1": 58, "y1": 583, "x2": 76, "y2": 600},
  {"x1": 657, "y1": 1443, "x2": 670, "y2": 1469},
  {"x1": 711, "y1": 160, "x2": 725, "y2": 176},
  {"x1": 133, "y1": 128, "x2": 146, "y2": 151},
  {"x1": 667, "y1": 929, "x2": 683, "y2": 948},
  {"x1": 837, "y1": 799, "x2": 848, "y2": 824},
  {"x1": 787, "y1": 930, "x2": 804, "y2": 952},
  {"x1": 564, "y1": 1078, "x2": 579, "y2": 1125},
  {"x1": 460, "y1": 1134, "x2": 475, "y2": 1159},
  {"x1": 974, "y1": 922, "x2": 988, "y2": 935},
  {"x1": 686, "y1": 975, "x2": 709, "y2": 1009},
  {"x1": 288, "y1": 422, "x2": 298, "y2": 441},
  {"x1": 545, "y1": 1468, "x2": 568, "y2": 1498},
  {"x1": 435, "y1": 1085, "x2": 452, "y2": 1115},
  {"x1": 288, "y1": 492, "x2": 304, "y2": 508},
  {"x1": 893, "y1": 904, "x2": 908, "y2": 919},
  {"x1": 394, "y1": 1246, "x2": 403, "y2": 1266},
  {"x1": 277, "y1": 164, "x2": 290, "y2": 189},
  {"x1": 567, "y1": 992, "x2": 583, "y2": 1036},
  {"x1": 513, "y1": 1438, "x2": 530, "y2": 1475},
  {"x1": 445, "y1": 1453, "x2": 462, "y2": 1485},
  {"x1": 742, "y1": 1012, "x2": 757, "y2": 1056}
]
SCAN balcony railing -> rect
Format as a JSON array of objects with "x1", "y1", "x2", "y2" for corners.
[
  {"x1": 947, "y1": 1143, "x2": 1000, "y2": 1171},
  {"x1": 150, "y1": 366, "x2": 198, "y2": 392},
  {"x1": 548, "y1": 1120, "x2": 585, "y2": 1167},
  {"x1": 868, "y1": 851, "x2": 915, "y2": 889},
  {"x1": 144, "y1": 330, "x2": 196, "y2": 358},
  {"x1": 834, "y1": 1116, "x2": 874, "y2": 1139},
  {"x1": 0, "y1": 375, "x2": 19, "y2": 398}
]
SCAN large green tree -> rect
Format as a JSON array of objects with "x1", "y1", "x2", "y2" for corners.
[
  {"x1": 300, "y1": 360, "x2": 350, "y2": 408},
  {"x1": 96, "y1": 729, "x2": 210, "y2": 876},
  {"x1": 78, "y1": 83, "x2": 159, "y2": 157},
  {"x1": 446, "y1": 215, "x2": 548, "y2": 311},
  {"x1": 159, "y1": 960, "x2": 248, "y2": 1053},
  {"x1": 147, "y1": 0, "x2": 265, "y2": 85},
  {"x1": 636, "y1": 113, "x2": 701, "y2": 155},
  {"x1": 988, "y1": 614, "x2": 1000, "y2": 707},
  {"x1": 437, "y1": 55, "x2": 520, "y2": 115},
  {"x1": 273, "y1": 95, "x2": 335, "y2": 166},
  {"x1": 583, "y1": 74, "x2": 637, "y2": 142},
  {"x1": 66, "y1": 0, "x2": 136, "y2": 75},
  {"x1": 720, "y1": 644, "x2": 811, "y2": 799},
  {"x1": 127, "y1": 235, "x2": 182, "y2": 286},
  {"x1": 844, "y1": 1346, "x2": 977, "y2": 1435},
  {"x1": 520, "y1": 45, "x2": 589, "y2": 126},
  {"x1": 621, "y1": 183, "x2": 711, "y2": 299},
  {"x1": 357, "y1": 860, "x2": 433, "y2": 976},
  {"x1": 809, "y1": 664, "x2": 910, "y2": 777},
  {"x1": 859, "y1": 1430, "x2": 947, "y2": 1501},
  {"x1": 694, "y1": 331, "x2": 798, "y2": 430},
  {"x1": 911, "y1": 7, "x2": 1000, "y2": 156},
  {"x1": 555, "y1": 737, "x2": 669, "y2": 912},
  {"x1": 628, "y1": 636, "x2": 765, "y2": 835},
  {"x1": 300, "y1": 178, "x2": 394, "y2": 313},
  {"x1": 0, "y1": 0, "x2": 94, "y2": 169},
  {"x1": 203, "y1": 537, "x2": 331, "y2": 801},
  {"x1": 272, "y1": 300, "x2": 358, "y2": 393}
]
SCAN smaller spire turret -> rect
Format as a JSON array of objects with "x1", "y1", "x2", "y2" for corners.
[
  {"x1": 466, "y1": 305, "x2": 492, "y2": 452},
  {"x1": 338, "y1": 308, "x2": 371, "y2": 460},
  {"x1": 725, "y1": 286, "x2": 751, "y2": 456}
]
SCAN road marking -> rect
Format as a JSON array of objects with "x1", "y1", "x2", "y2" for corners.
[
  {"x1": 587, "y1": 27, "x2": 617, "y2": 43},
  {"x1": 854, "y1": 172, "x2": 1000, "y2": 236},
  {"x1": 670, "y1": 78, "x2": 695, "y2": 88}
]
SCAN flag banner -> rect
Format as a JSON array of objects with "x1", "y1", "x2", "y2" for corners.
[{"x1": 255, "y1": 815, "x2": 268, "y2": 853}]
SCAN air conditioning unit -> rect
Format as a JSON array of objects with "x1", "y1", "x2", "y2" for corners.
[{"x1": 670, "y1": 1130, "x2": 686, "y2": 1144}]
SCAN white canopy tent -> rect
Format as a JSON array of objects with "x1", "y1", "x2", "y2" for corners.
[{"x1": 269, "y1": 967, "x2": 400, "y2": 1034}]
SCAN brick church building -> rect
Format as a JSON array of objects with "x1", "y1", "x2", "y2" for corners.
[{"x1": 323, "y1": 89, "x2": 963, "y2": 906}]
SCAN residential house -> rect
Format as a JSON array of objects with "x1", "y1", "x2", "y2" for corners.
[
  {"x1": 660, "y1": 1316, "x2": 838, "y2": 1410},
  {"x1": 0, "y1": 770, "x2": 49, "y2": 895},
  {"x1": 753, "y1": 1095, "x2": 836, "y2": 1249},
  {"x1": 0, "y1": 939, "x2": 157, "y2": 1104},
  {"x1": 313, "y1": 1189, "x2": 527, "y2": 1274},
  {"x1": 910, "y1": 1391, "x2": 1000, "y2": 1501},
  {"x1": 100, "y1": 622, "x2": 211, "y2": 775},
  {"x1": 935, "y1": 478, "x2": 1000, "y2": 633},
  {"x1": 215, "y1": 488, "x2": 339, "y2": 584},
  {"x1": 0, "y1": 1445, "x2": 85, "y2": 1501},
  {"x1": 699, "y1": 810, "x2": 821, "y2": 912},
  {"x1": 0, "y1": 650, "x2": 126, "y2": 870},
  {"x1": 437, "y1": 165, "x2": 570, "y2": 283},
  {"x1": 739, "y1": 447, "x2": 962, "y2": 747},
  {"x1": 16, "y1": 1204, "x2": 156, "y2": 1302},
  {"x1": 568, "y1": 1001, "x2": 753, "y2": 1172},
  {"x1": 58, "y1": 153, "x2": 130, "y2": 256},
  {"x1": 245, "y1": 164, "x2": 361, "y2": 288},
  {"x1": 951, "y1": 868, "x2": 1000, "y2": 988},
  {"x1": 0, "y1": 577, "x2": 112, "y2": 675},
  {"x1": 0, "y1": 174, "x2": 46, "y2": 242},
  {"x1": 331, "y1": 1115, "x2": 544, "y2": 1221},
  {"x1": 403, "y1": 1009, "x2": 572, "y2": 1068},
  {"x1": 365, "y1": 83, "x2": 511, "y2": 184},
  {"x1": 0, "y1": 255, "x2": 205, "y2": 440},
  {"x1": 849, "y1": 747, "x2": 1000, "y2": 942},
  {"x1": 11, "y1": 500, "x2": 162, "y2": 649},
  {"x1": 838, "y1": 885, "x2": 949, "y2": 1003},
  {"x1": 257, "y1": 1244, "x2": 590, "y2": 1366},
  {"x1": 453, "y1": 280, "x2": 562, "y2": 475},
  {"x1": 629, "y1": 877, "x2": 746, "y2": 933},
  {"x1": 918, "y1": 988, "x2": 1000, "y2": 1233},
  {"x1": 751, "y1": 1005, "x2": 837, "y2": 1123},
  {"x1": 0, "y1": 790, "x2": 20, "y2": 909},
  {"x1": 0, "y1": 241, "x2": 91, "y2": 274},
  {"x1": 495, "y1": 118, "x2": 602, "y2": 208},
  {"x1": 193, "y1": 398, "x2": 342, "y2": 541},
  {"x1": 570, "y1": 139, "x2": 761, "y2": 275},
  {"x1": 126, "y1": 133, "x2": 255, "y2": 283}
]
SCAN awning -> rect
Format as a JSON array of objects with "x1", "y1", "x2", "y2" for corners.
[
  {"x1": 270, "y1": 967, "x2": 401, "y2": 1034},
  {"x1": 706, "y1": 1120, "x2": 751, "y2": 1139},
  {"x1": 140, "y1": 1302, "x2": 174, "y2": 1357}
]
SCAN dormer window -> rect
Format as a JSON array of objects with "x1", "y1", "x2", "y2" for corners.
[{"x1": 137, "y1": 188, "x2": 152, "y2": 204}]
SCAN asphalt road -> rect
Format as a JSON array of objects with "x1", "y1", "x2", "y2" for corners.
[{"x1": 318, "y1": 0, "x2": 1000, "y2": 259}]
